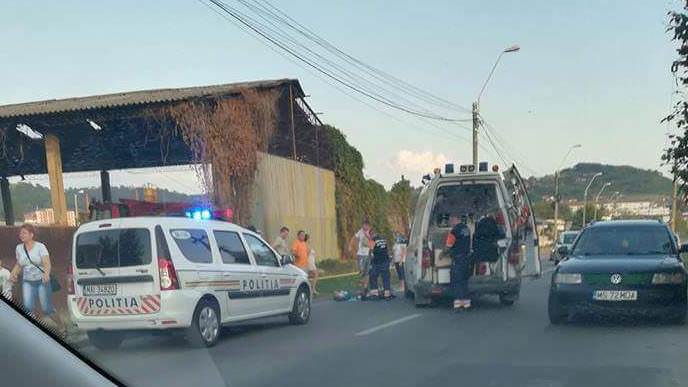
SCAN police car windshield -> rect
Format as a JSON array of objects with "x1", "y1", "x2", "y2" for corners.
[
  {"x1": 562, "y1": 233, "x2": 577, "y2": 244},
  {"x1": 571, "y1": 226, "x2": 676, "y2": 257}
]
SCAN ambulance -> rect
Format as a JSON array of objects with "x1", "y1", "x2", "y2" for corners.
[
  {"x1": 67, "y1": 216, "x2": 311, "y2": 349},
  {"x1": 405, "y1": 162, "x2": 541, "y2": 307}
]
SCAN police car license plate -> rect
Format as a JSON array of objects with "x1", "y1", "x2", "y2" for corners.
[
  {"x1": 593, "y1": 290, "x2": 637, "y2": 301},
  {"x1": 83, "y1": 284, "x2": 118, "y2": 296}
]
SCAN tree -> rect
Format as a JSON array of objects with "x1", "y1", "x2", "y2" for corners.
[
  {"x1": 664, "y1": 2, "x2": 688, "y2": 195},
  {"x1": 570, "y1": 204, "x2": 608, "y2": 229}
]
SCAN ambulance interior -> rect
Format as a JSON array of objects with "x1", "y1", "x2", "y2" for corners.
[{"x1": 426, "y1": 182, "x2": 508, "y2": 283}]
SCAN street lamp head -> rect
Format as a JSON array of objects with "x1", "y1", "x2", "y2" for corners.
[
  {"x1": 572, "y1": 144, "x2": 582, "y2": 149},
  {"x1": 504, "y1": 45, "x2": 520, "y2": 53}
]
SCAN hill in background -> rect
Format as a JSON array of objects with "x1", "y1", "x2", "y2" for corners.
[{"x1": 527, "y1": 163, "x2": 672, "y2": 203}]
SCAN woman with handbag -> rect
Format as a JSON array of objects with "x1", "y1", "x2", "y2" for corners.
[{"x1": 9, "y1": 224, "x2": 58, "y2": 325}]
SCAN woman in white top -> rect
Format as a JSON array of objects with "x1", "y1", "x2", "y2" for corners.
[
  {"x1": 304, "y1": 233, "x2": 319, "y2": 296},
  {"x1": 10, "y1": 224, "x2": 55, "y2": 317},
  {"x1": 392, "y1": 235, "x2": 407, "y2": 293}
]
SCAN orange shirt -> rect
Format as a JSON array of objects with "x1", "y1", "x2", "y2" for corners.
[{"x1": 291, "y1": 240, "x2": 309, "y2": 269}]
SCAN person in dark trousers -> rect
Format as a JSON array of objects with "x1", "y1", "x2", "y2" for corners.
[
  {"x1": 445, "y1": 214, "x2": 472, "y2": 310},
  {"x1": 368, "y1": 230, "x2": 392, "y2": 300},
  {"x1": 473, "y1": 210, "x2": 503, "y2": 263}
]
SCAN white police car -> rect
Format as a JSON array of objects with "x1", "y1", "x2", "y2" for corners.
[{"x1": 67, "y1": 216, "x2": 311, "y2": 349}]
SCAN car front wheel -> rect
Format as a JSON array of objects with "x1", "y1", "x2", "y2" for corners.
[{"x1": 548, "y1": 293, "x2": 568, "y2": 325}]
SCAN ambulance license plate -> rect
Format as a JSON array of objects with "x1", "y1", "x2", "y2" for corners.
[
  {"x1": 593, "y1": 290, "x2": 637, "y2": 301},
  {"x1": 83, "y1": 284, "x2": 118, "y2": 296}
]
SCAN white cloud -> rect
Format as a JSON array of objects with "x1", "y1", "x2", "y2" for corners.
[{"x1": 387, "y1": 149, "x2": 449, "y2": 178}]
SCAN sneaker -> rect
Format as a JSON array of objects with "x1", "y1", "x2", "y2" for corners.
[
  {"x1": 453, "y1": 299, "x2": 464, "y2": 310},
  {"x1": 463, "y1": 300, "x2": 472, "y2": 309}
]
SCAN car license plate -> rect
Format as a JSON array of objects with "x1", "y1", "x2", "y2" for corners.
[
  {"x1": 593, "y1": 290, "x2": 637, "y2": 301},
  {"x1": 83, "y1": 284, "x2": 118, "y2": 296}
]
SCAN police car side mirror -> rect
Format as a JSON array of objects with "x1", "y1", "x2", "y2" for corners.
[
  {"x1": 281, "y1": 254, "x2": 294, "y2": 266},
  {"x1": 557, "y1": 246, "x2": 569, "y2": 257}
]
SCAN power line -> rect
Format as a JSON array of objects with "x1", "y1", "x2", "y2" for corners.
[
  {"x1": 202, "y1": 0, "x2": 468, "y2": 122},
  {"x1": 247, "y1": 0, "x2": 472, "y2": 114}
]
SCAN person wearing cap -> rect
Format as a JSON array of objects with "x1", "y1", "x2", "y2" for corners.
[
  {"x1": 445, "y1": 213, "x2": 472, "y2": 310},
  {"x1": 367, "y1": 229, "x2": 392, "y2": 300}
]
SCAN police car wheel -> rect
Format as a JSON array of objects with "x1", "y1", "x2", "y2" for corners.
[
  {"x1": 188, "y1": 300, "x2": 221, "y2": 347},
  {"x1": 499, "y1": 294, "x2": 517, "y2": 306},
  {"x1": 87, "y1": 331, "x2": 124, "y2": 350},
  {"x1": 289, "y1": 286, "x2": 311, "y2": 325}
]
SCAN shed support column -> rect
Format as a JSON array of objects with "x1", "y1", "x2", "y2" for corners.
[
  {"x1": 1, "y1": 177, "x2": 15, "y2": 226},
  {"x1": 100, "y1": 170, "x2": 112, "y2": 203},
  {"x1": 45, "y1": 134, "x2": 68, "y2": 226}
]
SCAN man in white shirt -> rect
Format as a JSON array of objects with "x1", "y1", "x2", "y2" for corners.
[
  {"x1": 350, "y1": 221, "x2": 372, "y2": 288},
  {"x1": 392, "y1": 235, "x2": 407, "y2": 292},
  {"x1": 272, "y1": 226, "x2": 290, "y2": 257},
  {"x1": 0, "y1": 259, "x2": 13, "y2": 299}
]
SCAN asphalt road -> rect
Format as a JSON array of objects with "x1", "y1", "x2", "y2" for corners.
[{"x1": 81, "y1": 263, "x2": 688, "y2": 387}]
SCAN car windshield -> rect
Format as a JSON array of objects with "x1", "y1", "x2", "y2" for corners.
[{"x1": 571, "y1": 225, "x2": 676, "y2": 256}]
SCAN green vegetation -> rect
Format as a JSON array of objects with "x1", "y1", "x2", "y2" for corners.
[{"x1": 316, "y1": 258, "x2": 358, "y2": 276}]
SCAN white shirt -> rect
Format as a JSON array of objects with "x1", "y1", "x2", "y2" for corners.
[
  {"x1": 0, "y1": 267, "x2": 12, "y2": 298},
  {"x1": 355, "y1": 229, "x2": 370, "y2": 256},
  {"x1": 16, "y1": 242, "x2": 49, "y2": 282},
  {"x1": 393, "y1": 243, "x2": 407, "y2": 263}
]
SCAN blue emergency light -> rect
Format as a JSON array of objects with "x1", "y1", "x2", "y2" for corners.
[
  {"x1": 479, "y1": 162, "x2": 488, "y2": 172},
  {"x1": 186, "y1": 208, "x2": 212, "y2": 220}
]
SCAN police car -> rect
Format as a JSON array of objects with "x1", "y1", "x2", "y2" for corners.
[{"x1": 67, "y1": 216, "x2": 311, "y2": 349}]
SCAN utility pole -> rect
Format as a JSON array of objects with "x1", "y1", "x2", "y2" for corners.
[
  {"x1": 553, "y1": 171, "x2": 560, "y2": 243},
  {"x1": 472, "y1": 102, "x2": 479, "y2": 169},
  {"x1": 672, "y1": 173, "x2": 679, "y2": 232}
]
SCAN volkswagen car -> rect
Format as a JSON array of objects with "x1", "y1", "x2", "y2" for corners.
[{"x1": 548, "y1": 220, "x2": 688, "y2": 324}]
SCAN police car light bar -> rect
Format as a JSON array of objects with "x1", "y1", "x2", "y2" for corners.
[{"x1": 186, "y1": 209, "x2": 212, "y2": 220}]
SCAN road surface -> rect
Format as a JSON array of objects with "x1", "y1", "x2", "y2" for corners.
[{"x1": 81, "y1": 264, "x2": 688, "y2": 387}]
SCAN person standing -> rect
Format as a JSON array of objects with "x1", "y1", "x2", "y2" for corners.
[
  {"x1": 304, "y1": 233, "x2": 319, "y2": 296},
  {"x1": 368, "y1": 230, "x2": 392, "y2": 300},
  {"x1": 445, "y1": 214, "x2": 472, "y2": 310},
  {"x1": 291, "y1": 230, "x2": 309, "y2": 271},
  {"x1": 272, "y1": 226, "x2": 290, "y2": 257},
  {"x1": 350, "y1": 220, "x2": 372, "y2": 287},
  {"x1": 10, "y1": 224, "x2": 57, "y2": 323},
  {"x1": 392, "y1": 234, "x2": 407, "y2": 293}
]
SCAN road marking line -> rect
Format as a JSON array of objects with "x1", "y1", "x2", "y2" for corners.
[{"x1": 355, "y1": 314, "x2": 422, "y2": 336}]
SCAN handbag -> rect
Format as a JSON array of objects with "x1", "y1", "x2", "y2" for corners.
[{"x1": 23, "y1": 245, "x2": 61, "y2": 293}]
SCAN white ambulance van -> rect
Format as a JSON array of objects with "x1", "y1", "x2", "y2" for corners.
[
  {"x1": 68, "y1": 217, "x2": 311, "y2": 349},
  {"x1": 405, "y1": 163, "x2": 541, "y2": 307}
]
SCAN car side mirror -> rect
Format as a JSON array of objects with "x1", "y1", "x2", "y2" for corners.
[
  {"x1": 557, "y1": 246, "x2": 569, "y2": 257},
  {"x1": 680, "y1": 244, "x2": 688, "y2": 254},
  {"x1": 281, "y1": 254, "x2": 294, "y2": 266}
]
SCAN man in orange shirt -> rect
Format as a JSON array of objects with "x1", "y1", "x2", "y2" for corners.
[{"x1": 291, "y1": 230, "x2": 309, "y2": 271}]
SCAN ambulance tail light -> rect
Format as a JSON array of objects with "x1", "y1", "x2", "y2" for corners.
[
  {"x1": 422, "y1": 246, "x2": 432, "y2": 269},
  {"x1": 158, "y1": 258, "x2": 179, "y2": 291},
  {"x1": 66, "y1": 264, "x2": 75, "y2": 295}
]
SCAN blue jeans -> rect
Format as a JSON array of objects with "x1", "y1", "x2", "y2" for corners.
[
  {"x1": 369, "y1": 260, "x2": 391, "y2": 292},
  {"x1": 22, "y1": 280, "x2": 54, "y2": 315},
  {"x1": 451, "y1": 255, "x2": 472, "y2": 300}
]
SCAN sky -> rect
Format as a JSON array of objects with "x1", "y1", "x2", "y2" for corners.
[{"x1": 0, "y1": 0, "x2": 680, "y2": 193}]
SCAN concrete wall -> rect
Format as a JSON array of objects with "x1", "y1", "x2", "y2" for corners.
[{"x1": 251, "y1": 153, "x2": 339, "y2": 260}]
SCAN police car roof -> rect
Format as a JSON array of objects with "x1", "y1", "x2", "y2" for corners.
[{"x1": 76, "y1": 216, "x2": 246, "y2": 233}]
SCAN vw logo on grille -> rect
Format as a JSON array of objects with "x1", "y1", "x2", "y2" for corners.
[{"x1": 610, "y1": 273, "x2": 622, "y2": 285}]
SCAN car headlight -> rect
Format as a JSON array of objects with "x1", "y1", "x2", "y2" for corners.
[
  {"x1": 651, "y1": 272, "x2": 684, "y2": 285},
  {"x1": 554, "y1": 273, "x2": 582, "y2": 284}
]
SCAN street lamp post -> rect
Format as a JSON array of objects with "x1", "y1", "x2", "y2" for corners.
[
  {"x1": 473, "y1": 45, "x2": 520, "y2": 169},
  {"x1": 593, "y1": 182, "x2": 612, "y2": 221},
  {"x1": 553, "y1": 144, "x2": 582, "y2": 243},
  {"x1": 582, "y1": 172, "x2": 603, "y2": 227}
]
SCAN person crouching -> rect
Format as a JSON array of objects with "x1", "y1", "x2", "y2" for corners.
[{"x1": 368, "y1": 230, "x2": 392, "y2": 300}]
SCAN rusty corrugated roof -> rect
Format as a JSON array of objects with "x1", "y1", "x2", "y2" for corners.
[{"x1": 0, "y1": 78, "x2": 301, "y2": 119}]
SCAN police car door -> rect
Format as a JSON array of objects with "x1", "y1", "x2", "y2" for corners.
[
  {"x1": 243, "y1": 233, "x2": 292, "y2": 314},
  {"x1": 212, "y1": 229, "x2": 260, "y2": 318},
  {"x1": 503, "y1": 165, "x2": 541, "y2": 277}
]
